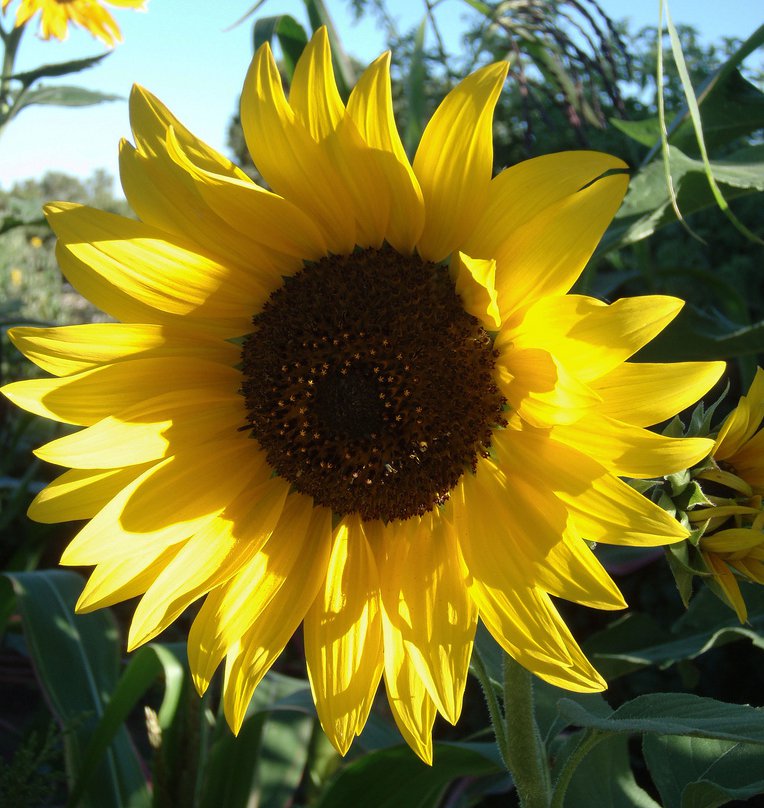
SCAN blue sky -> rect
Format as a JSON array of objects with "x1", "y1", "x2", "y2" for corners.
[{"x1": 0, "y1": 0, "x2": 761, "y2": 189}]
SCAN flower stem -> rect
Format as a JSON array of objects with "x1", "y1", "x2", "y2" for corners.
[
  {"x1": 502, "y1": 654, "x2": 552, "y2": 808},
  {"x1": 549, "y1": 728, "x2": 606, "y2": 808},
  {"x1": 470, "y1": 647, "x2": 510, "y2": 770}
]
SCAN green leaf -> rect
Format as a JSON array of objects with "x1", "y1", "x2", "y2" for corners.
[
  {"x1": 558, "y1": 693, "x2": 764, "y2": 744},
  {"x1": 403, "y1": 16, "x2": 427, "y2": 158},
  {"x1": 643, "y1": 734, "x2": 764, "y2": 808},
  {"x1": 66, "y1": 643, "x2": 186, "y2": 808},
  {"x1": 600, "y1": 144, "x2": 764, "y2": 254},
  {"x1": 3, "y1": 570, "x2": 149, "y2": 808},
  {"x1": 252, "y1": 15, "x2": 308, "y2": 81},
  {"x1": 255, "y1": 711, "x2": 313, "y2": 808},
  {"x1": 670, "y1": 70, "x2": 764, "y2": 155},
  {"x1": 8, "y1": 53, "x2": 110, "y2": 85},
  {"x1": 634, "y1": 304, "x2": 764, "y2": 362},
  {"x1": 664, "y1": 7, "x2": 762, "y2": 244},
  {"x1": 610, "y1": 116, "x2": 660, "y2": 147},
  {"x1": 314, "y1": 743, "x2": 502, "y2": 808},
  {"x1": 198, "y1": 671, "x2": 311, "y2": 808},
  {"x1": 585, "y1": 586, "x2": 764, "y2": 679},
  {"x1": 17, "y1": 85, "x2": 122, "y2": 110},
  {"x1": 555, "y1": 734, "x2": 661, "y2": 807}
]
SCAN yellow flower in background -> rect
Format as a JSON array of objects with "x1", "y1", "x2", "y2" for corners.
[
  {"x1": 1, "y1": 0, "x2": 145, "y2": 47},
  {"x1": 2, "y1": 29, "x2": 724, "y2": 762},
  {"x1": 695, "y1": 367, "x2": 764, "y2": 621}
]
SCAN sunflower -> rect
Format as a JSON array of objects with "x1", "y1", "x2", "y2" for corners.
[
  {"x1": 2, "y1": 29, "x2": 724, "y2": 762},
  {"x1": 1, "y1": 0, "x2": 145, "y2": 47},
  {"x1": 693, "y1": 367, "x2": 764, "y2": 621}
]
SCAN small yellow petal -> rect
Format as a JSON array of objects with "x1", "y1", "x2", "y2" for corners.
[
  {"x1": 28, "y1": 464, "x2": 153, "y2": 524},
  {"x1": 304, "y1": 515, "x2": 384, "y2": 755},
  {"x1": 414, "y1": 62, "x2": 508, "y2": 261},
  {"x1": 188, "y1": 495, "x2": 331, "y2": 697},
  {"x1": 504, "y1": 294, "x2": 684, "y2": 382},
  {"x1": 128, "y1": 476, "x2": 290, "y2": 650},
  {"x1": 453, "y1": 252, "x2": 500, "y2": 329},
  {"x1": 591, "y1": 361, "x2": 725, "y2": 428},
  {"x1": 8, "y1": 323, "x2": 239, "y2": 377},
  {"x1": 221, "y1": 503, "x2": 333, "y2": 733},
  {"x1": 550, "y1": 414, "x2": 715, "y2": 479},
  {"x1": 490, "y1": 174, "x2": 628, "y2": 321}
]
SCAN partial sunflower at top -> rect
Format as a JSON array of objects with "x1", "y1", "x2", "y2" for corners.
[
  {"x1": 1, "y1": 0, "x2": 146, "y2": 47},
  {"x1": 2, "y1": 28, "x2": 724, "y2": 763}
]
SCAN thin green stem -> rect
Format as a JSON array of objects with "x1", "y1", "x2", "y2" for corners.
[
  {"x1": 502, "y1": 654, "x2": 552, "y2": 808},
  {"x1": 550, "y1": 728, "x2": 606, "y2": 808},
  {"x1": 470, "y1": 648, "x2": 510, "y2": 771}
]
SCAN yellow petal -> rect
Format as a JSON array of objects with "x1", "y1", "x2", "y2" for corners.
[
  {"x1": 34, "y1": 391, "x2": 244, "y2": 468},
  {"x1": 28, "y1": 464, "x2": 154, "y2": 523},
  {"x1": 379, "y1": 513, "x2": 476, "y2": 725},
  {"x1": 704, "y1": 552, "x2": 747, "y2": 623},
  {"x1": 591, "y1": 361, "x2": 726, "y2": 427},
  {"x1": 60, "y1": 436, "x2": 266, "y2": 566},
  {"x1": 240, "y1": 42, "x2": 356, "y2": 253},
  {"x1": 453, "y1": 252, "x2": 500, "y2": 329},
  {"x1": 469, "y1": 580, "x2": 606, "y2": 692},
  {"x1": 550, "y1": 414, "x2": 714, "y2": 479},
  {"x1": 505, "y1": 295, "x2": 684, "y2": 382},
  {"x1": 129, "y1": 84, "x2": 248, "y2": 179},
  {"x1": 289, "y1": 27, "x2": 345, "y2": 140},
  {"x1": 164, "y1": 130, "x2": 327, "y2": 264},
  {"x1": 45, "y1": 203, "x2": 258, "y2": 329},
  {"x1": 8, "y1": 323, "x2": 239, "y2": 377},
  {"x1": 188, "y1": 495, "x2": 331, "y2": 696},
  {"x1": 414, "y1": 62, "x2": 508, "y2": 261},
  {"x1": 221, "y1": 504, "x2": 332, "y2": 734},
  {"x1": 119, "y1": 139, "x2": 277, "y2": 278},
  {"x1": 347, "y1": 53, "x2": 425, "y2": 253},
  {"x1": 463, "y1": 150, "x2": 627, "y2": 258},
  {"x1": 453, "y1": 462, "x2": 625, "y2": 610},
  {"x1": 715, "y1": 367, "x2": 764, "y2": 460},
  {"x1": 496, "y1": 347, "x2": 601, "y2": 427},
  {"x1": 76, "y1": 543, "x2": 182, "y2": 613},
  {"x1": 493, "y1": 428, "x2": 688, "y2": 546},
  {"x1": 304, "y1": 514, "x2": 384, "y2": 755},
  {"x1": 2, "y1": 357, "x2": 241, "y2": 425},
  {"x1": 381, "y1": 610, "x2": 437, "y2": 764},
  {"x1": 490, "y1": 174, "x2": 628, "y2": 321},
  {"x1": 127, "y1": 476, "x2": 290, "y2": 649}
]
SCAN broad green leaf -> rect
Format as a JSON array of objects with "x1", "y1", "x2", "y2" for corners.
[
  {"x1": 256, "y1": 711, "x2": 313, "y2": 808},
  {"x1": 554, "y1": 734, "x2": 660, "y2": 807},
  {"x1": 600, "y1": 144, "x2": 764, "y2": 254},
  {"x1": 252, "y1": 15, "x2": 308, "y2": 81},
  {"x1": 643, "y1": 734, "x2": 764, "y2": 808},
  {"x1": 585, "y1": 587, "x2": 764, "y2": 679},
  {"x1": 314, "y1": 743, "x2": 502, "y2": 808},
  {"x1": 66, "y1": 643, "x2": 186, "y2": 808},
  {"x1": 558, "y1": 693, "x2": 764, "y2": 744},
  {"x1": 634, "y1": 304, "x2": 764, "y2": 362},
  {"x1": 198, "y1": 671, "x2": 310, "y2": 808},
  {"x1": 3, "y1": 570, "x2": 149, "y2": 808},
  {"x1": 665, "y1": 7, "x2": 761, "y2": 244},
  {"x1": 9, "y1": 53, "x2": 110, "y2": 85},
  {"x1": 611, "y1": 117, "x2": 660, "y2": 146},
  {"x1": 670, "y1": 70, "x2": 764, "y2": 155},
  {"x1": 17, "y1": 85, "x2": 122, "y2": 110}
]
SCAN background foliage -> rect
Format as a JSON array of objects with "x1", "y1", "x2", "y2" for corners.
[{"x1": 1, "y1": 1, "x2": 763, "y2": 806}]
